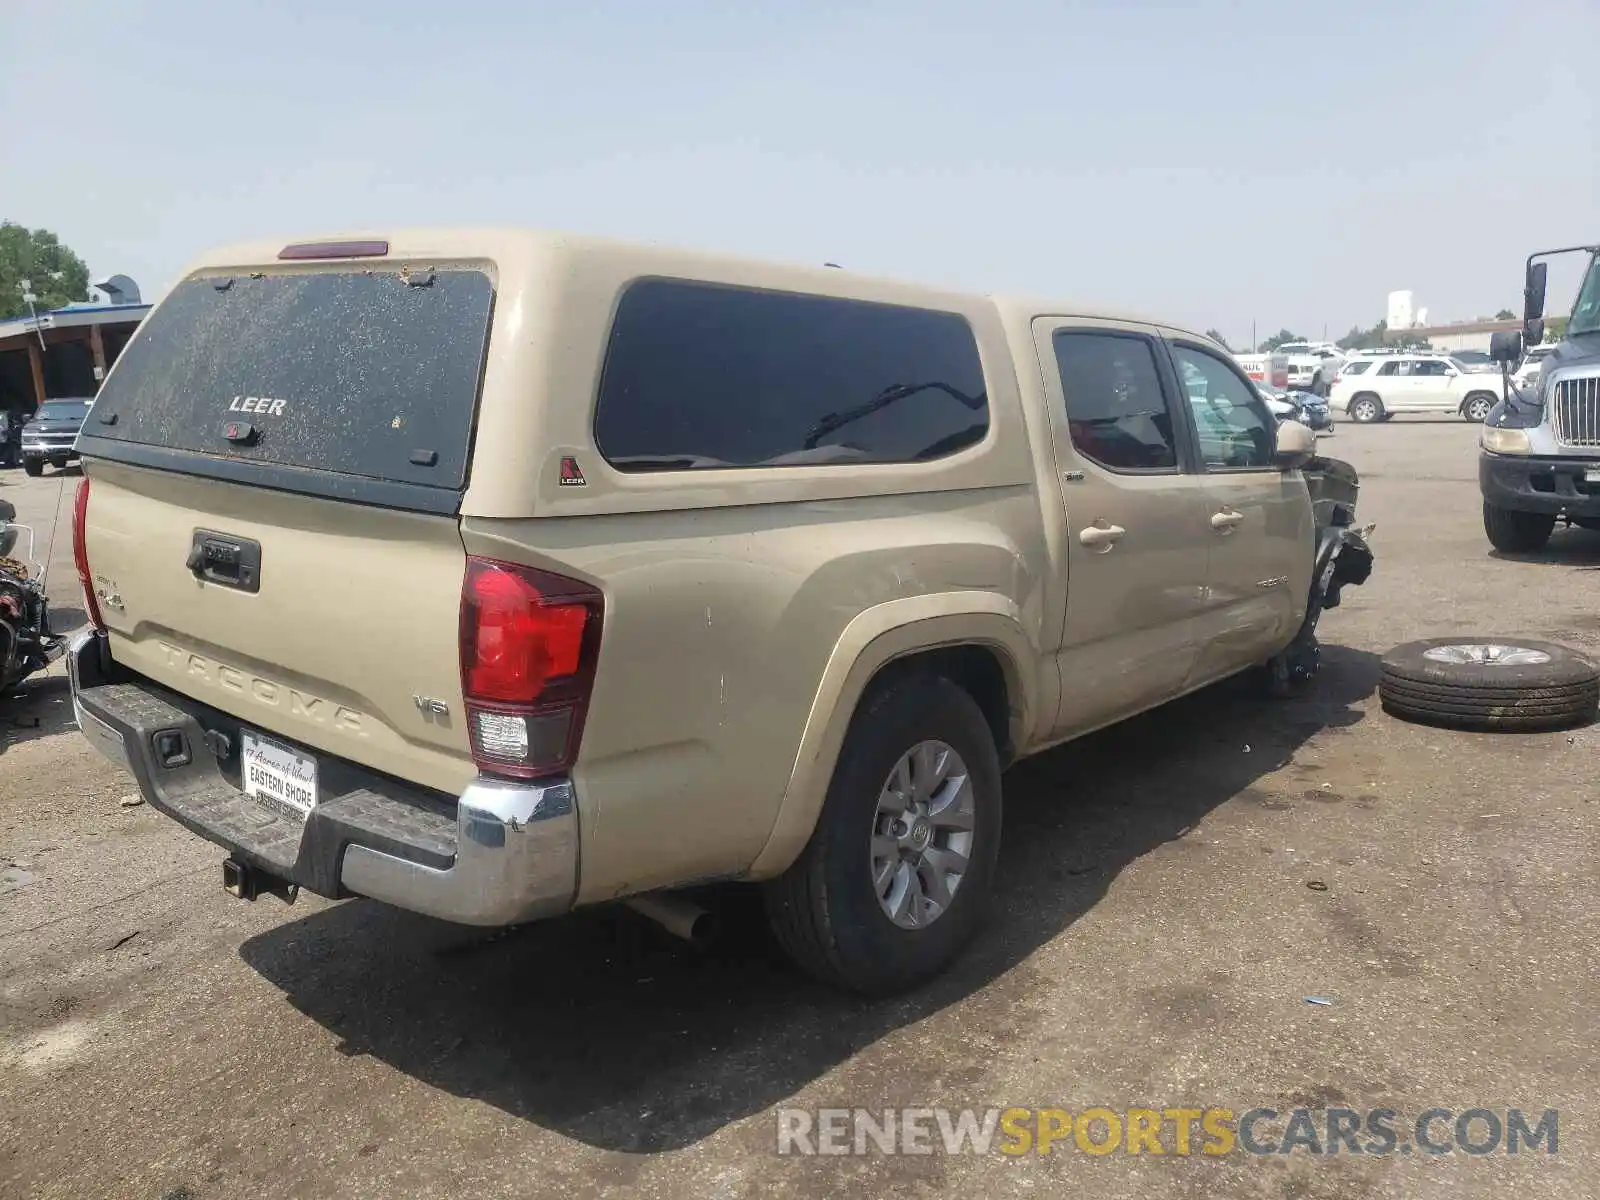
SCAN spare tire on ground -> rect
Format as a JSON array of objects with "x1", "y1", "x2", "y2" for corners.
[{"x1": 1380, "y1": 638, "x2": 1600, "y2": 732}]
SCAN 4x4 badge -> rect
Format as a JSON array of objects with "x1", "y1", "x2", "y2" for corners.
[{"x1": 558, "y1": 456, "x2": 587, "y2": 487}]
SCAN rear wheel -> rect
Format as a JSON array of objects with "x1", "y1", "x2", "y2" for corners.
[
  {"x1": 1483, "y1": 502, "x2": 1555, "y2": 553},
  {"x1": 764, "y1": 673, "x2": 1002, "y2": 995},
  {"x1": 1348, "y1": 395, "x2": 1383, "y2": 424},
  {"x1": 1463, "y1": 393, "x2": 1495, "y2": 422},
  {"x1": 22, "y1": 458, "x2": 42, "y2": 477}
]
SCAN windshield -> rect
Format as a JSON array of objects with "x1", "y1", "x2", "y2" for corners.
[
  {"x1": 34, "y1": 401, "x2": 91, "y2": 422},
  {"x1": 1570, "y1": 253, "x2": 1600, "y2": 337}
]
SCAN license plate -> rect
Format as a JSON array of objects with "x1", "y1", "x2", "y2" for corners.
[
  {"x1": 1585, "y1": 468, "x2": 1600, "y2": 484},
  {"x1": 241, "y1": 730, "x2": 319, "y2": 823}
]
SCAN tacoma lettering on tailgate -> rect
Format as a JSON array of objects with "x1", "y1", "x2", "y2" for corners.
[{"x1": 159, "y1": 642, "x2": 366, "y2": 735}]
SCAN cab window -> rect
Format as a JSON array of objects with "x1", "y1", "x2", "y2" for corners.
[
  {"x1": 1170, "y1": 344, "x2": 1276, "y2": 470},
  {"x1": 1052, "y1": 331, "x2": 1179, "y2": 472},
  {"x1": 1412, "y1": 360, "x2": 1451, "y2": 377}
]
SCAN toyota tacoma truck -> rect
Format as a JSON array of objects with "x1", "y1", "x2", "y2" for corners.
[
  {"x1": 1481, "y1": 243, "x2": 1600, "y2": 553},
  {"x1": 68, "y1": 229, "x2": 1373, "y2": 994}
]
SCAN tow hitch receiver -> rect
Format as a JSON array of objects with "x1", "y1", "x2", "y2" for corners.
[{"x1": 222, "y1": 857, "x2": 299, "y2": 905}]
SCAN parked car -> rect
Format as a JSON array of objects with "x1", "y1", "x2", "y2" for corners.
[
  {"x1": 1329, "y1": 353, "x2": 1504, "y2": 423},
  {"x1": 1273, "y1": 343, "x2": 1345, "y2": 396},
  {"x1": 1255, "y1": 384, "x2": 1333, "y2": 431},
  {"x1": 1256, "y1": 383, "x2": 1300, "y2": 422},
  {"x1": 1448, "y1": 349, "x2": 1499, "y2": 372},
  {"x1": 21, "y1": 397, "x2": 93, "y2": 475},
  {"x1": 67, "y1": 229, "x2": 1375, "y2": 994},
  {"x1": 1514, "y1": 343, "x2": 1558, "y2": 391},
  {"x1": 0, "y1": 411, "x2": 19, "y2": 467}
]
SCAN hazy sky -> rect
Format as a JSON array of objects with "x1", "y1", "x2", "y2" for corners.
[{"x1": 3, "y1": 0, "x2": 1596, "y2": 345}]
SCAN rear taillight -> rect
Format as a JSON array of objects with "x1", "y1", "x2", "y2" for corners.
[
  {"x1": 72, "y1": 477, "x2": 104, "y2": 631},
  {"x1": 459, "y1": 557, "x2": 603, "y2": 780}
]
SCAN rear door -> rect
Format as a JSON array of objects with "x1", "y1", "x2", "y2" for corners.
[
  {"x1": 77, "y1": 263, "x2": 496, "y2": 794},
  {"x1": 1034, "y1": 319, "x2": 1214, "y2": 738},
  {"x1": 1356, "y1": 357, "x2": 1400, "y2": 409},
  {"x1": 1164, "y1": 337, "x2": 1314, "y2": 685},
  {"x1": 1410, "y1": 359, "x2": 1455, "y2": 409}
]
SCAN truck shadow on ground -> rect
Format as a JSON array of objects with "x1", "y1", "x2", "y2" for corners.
[
  {"x1": 239, "y1": 644, "x2": 1378, "y2": 1154},
  {"x1": 0, "y1": 674, "x2": 79, "y2": 753}
]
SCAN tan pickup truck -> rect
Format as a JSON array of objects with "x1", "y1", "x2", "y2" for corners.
[{"x1": 68, "y1": 230, "x2": 1373, "y2": 993}]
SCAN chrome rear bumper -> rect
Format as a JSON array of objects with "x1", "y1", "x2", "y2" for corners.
[{"x1": 67, "y1": 628, "x2": 578, "y2": 927}]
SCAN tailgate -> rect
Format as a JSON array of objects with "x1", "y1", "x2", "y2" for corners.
[{"x1": 77, "y1": 262, "x2": 496, "y2": 795}]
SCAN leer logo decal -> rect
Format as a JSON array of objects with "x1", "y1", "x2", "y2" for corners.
[
  {"x1": 558, "y1": 456, "x2": 587, "y2": 487},
  {"x1": 228, "y1": 396, "x2": 287, "y2": 416}
]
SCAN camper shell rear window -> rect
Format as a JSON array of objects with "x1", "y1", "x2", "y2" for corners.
[{"x1": 82, "y1": 267, "x2": 495, "y2": 512}]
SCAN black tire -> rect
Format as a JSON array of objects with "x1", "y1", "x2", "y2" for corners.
[
  {"x1": 1348, "y1": 394, "x2": 1384, "y2": 424},
  {"x1": 1380, "y1": 637, "x2": 1599, "y2": 732},
  {"x1": 1483, "y1": 502, "x2": 1555, "y2": 553},
  {"x1": 764, "y1": 673, "x2": 1002, "y2": 995},
  {"x1": 22, "y1": 458, "x2": 42, "y2": 477},
  {"x1": 1462, "y1": 393, "x2": 1496, "y2": 423}
]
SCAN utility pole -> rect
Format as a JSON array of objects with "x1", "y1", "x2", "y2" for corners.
[{"x1": 18, "y1": 279, "x2": 46, "y2": 351}]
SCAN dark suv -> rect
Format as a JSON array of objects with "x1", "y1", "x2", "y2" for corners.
[{"x1": 21, "y1": 398, "x2": 93, "y2": 476}]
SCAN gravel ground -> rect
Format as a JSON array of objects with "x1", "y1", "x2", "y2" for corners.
[{"x1": 2, "y1": 423, "x2": 1597, "y2": 1200}]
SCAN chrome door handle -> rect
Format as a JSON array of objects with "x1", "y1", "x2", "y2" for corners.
[
  {"x1": 1079, "y1": 522, "x2": 1126, "y2": 551},
  {"x1": 1210, "y1": 509, "x2": 1244, "y2": 533}
]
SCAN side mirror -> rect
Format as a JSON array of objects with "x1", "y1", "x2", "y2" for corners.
[
  {"x1": 1524, "y1": 261, "x2": 1548, "y2": 322},
  {"x1": 1274, "y1": 419, "x2": 1316, "y2": 471},
  {"x1": 1489, "y1": 330, "x2": 1523, "y2": 364},
  {"x1": 1524, "y1": 261, "x2": 1548, "y2": 346}
]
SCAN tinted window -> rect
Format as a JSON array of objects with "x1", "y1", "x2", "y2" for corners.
[
  {"x1": 593, "y1": 280, "x2": 988, "y2": 470},
  {"x1": 1052, "y1": 332, "x2": 1177, "y2": 472},
  {"x1": 1412, "y1": 360, "x2": 1450, "y2": 376},
  {"x1": 1171, "y1": 344, "x2": 1276, "y2": 470},
  {"x1": 1375, "y1": 361, "x2": 1401, "y2": 376},
  {"x1": 88, "y1": 269, "x2": 495, "y2": 491}
]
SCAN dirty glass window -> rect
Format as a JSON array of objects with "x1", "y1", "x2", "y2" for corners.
[
  {"x1": 1053, "y1": 331, "x2": 1178, "y2": 472},
  {"x1": 87, "y1": 269, "x2": 494, "y2": 490},
  {"x1": 35, "y1": 400, "x2": 92, "y2": 421},
  {"x1": 593, "y1": 280, "x2": 989, "y2": 470},
  {"x1": 1170, "y1": 344, "x2": 1276, "y2": 470}
]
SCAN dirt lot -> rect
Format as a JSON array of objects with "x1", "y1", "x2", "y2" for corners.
[{"x1": 2, "y1": 423, "x2": 1597, "y2": 1200}]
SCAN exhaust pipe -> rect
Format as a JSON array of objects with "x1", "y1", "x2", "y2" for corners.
[{"x1": 623, "y1": 893, "x2": 719, "y2": 947}]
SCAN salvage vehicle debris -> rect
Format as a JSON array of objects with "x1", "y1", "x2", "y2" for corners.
[{"x1": 0, "y1": 499, "x2": 64, "y2": 697}]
